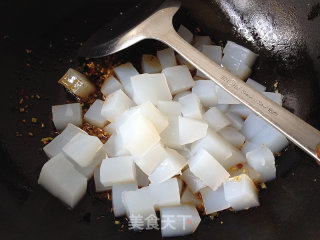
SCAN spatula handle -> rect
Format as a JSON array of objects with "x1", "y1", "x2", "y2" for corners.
[{"x1": 158, "y1": 28, "x2": 320, "y2": 162}]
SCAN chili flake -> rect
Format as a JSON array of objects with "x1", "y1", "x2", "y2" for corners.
[{"x1": 28, "y1": 132, "x2": 34, "y2": 137}]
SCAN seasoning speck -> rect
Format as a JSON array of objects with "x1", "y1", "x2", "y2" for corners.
[
  {"x1": 41, "y1": 123, "x2": 45, "y2": 128},
  {"x1": 25, "y1": 49, "x2": 32, "y2": 54},
  {"x1": 31, "y1": 118, "x2": 37, "y2": 123},
  {"x1": 19, "y1": 108, "x2": 25, "y2": 112},
  {"x1": 115, "y1": 220, "x2": 121, "y2": 225},
  {"x1": 28, "y1": 132, "x2": 34, "y2": 137},
  {"x1": 260, "y1": 182, "x2": 267, "y2": 189}
]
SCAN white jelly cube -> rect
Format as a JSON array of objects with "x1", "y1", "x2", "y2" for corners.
[
  {"x1": 43, "y1": 123, "x2": 87, "y2": 158},
  {"x1": 181, "y1": 168, "x2": 207, "y2": 193},
  {"x1": 100, "y1": 156, "x2": 136, "y2": 187},
  {"x1": 203, "y1": 107, "x2": 231, "y2": 131},
  {"x1": 101, "y1": 75, "x2": 123, "y2": 96},
  {"x1": 94, "y1": 166, "x2": 112, "y2": 192},
  {"x1": 160, "y1": 116, "x2": 183, "y2": 150},
  {"x1": 179, "y1": 116, "x2": 208, "y2": 145},
  {"x1": 179, "y1": 93, "x2": 203, "y2": 120},
  {"x1": 177, "y1": 25, "x2": 193, "y2": 43},
  {"x1": 202, "y1": 44, "x2": 222, "y2": 64},
  {"x1": 189, "y1": 149, "x2": 230, "y2": 190},
  {"x1": 157, "y1": 100, "x2": 182, "y2": 117},
  {"x1": 216, "y1": 85, "x2": 241, "y2": 104},
  {"x1": 148, "y1": 178, "x2": 180, "y2": 209},
  {"x1": 157, "y1": 48, "x2": 177, "y2": 69},
  {"x1": 101, "y1": 89, "x2": 134, "y2": 123},
  {"x1": 241, "y1": 114, "x2": 268, "y2": 140},
  {"x1": 52, "y1": 103, "x2": 82, "y2": 131},
  {"x1": 219, "y1": 127, "x2": 245, "y2": 148},
  {"x1": 102, "y1": 133, "x2": 129, "y2": 157},
  {"x1": 84, "y1": 99, "x2": 108, "y2": 128},
  {"x1": 112, "y1": 182, "x2": 138, "y2": 217},
  {"x1": 113, "y1": 62, "x2": 139, "y2": 98},
  {"x1": 62, "y1": 133, "x2": 103, "y2": 167},
  {"x1": 160, "y1": 205, "x2": 201, "y2": 237},
  {"x1": 118, "y1": 113, "x2": 160, "y2": 157},
  {"x1": 200, "y1": 185, "x2": 230, "y2": 214},
  {"x1": 131, "y1": 73, "x2": 172, "y2": 105},
  {"x1": 224, "y1": 174, "x2": 259, "y2": 211},
  {"x1": 136, "y1": 165, "x2": 150, "y2": 187},
  {"x1": 141, "y1": 54, "x2": 162, "y2": 73},
  {"x1": 181, "y1": 188, "x2": 202, "y2": 207},
  {"x1": 246, "y1": 145, "x2": 276, "y2": 182},
  {"x1": 149, "y1": 148, "x2": 188, "y2": 183},
  {"x1": 246, "y1": 78, "x2": 266, "y2": 92},
  {"x1": 122, "y1": 188, "x2": 156, "y2": 230},
  {"x1": 193, "y1": 35, "x2": 212, "y2": 51},
  {"x1": 162, "y1": 65, "x2": 195, "y2": 95},
  {"x1": 38, "y1": 153, "x2": 87, "y2": 208},
  {"x1": 192, "y1": 80, "x2": 218, "y2": 108}
]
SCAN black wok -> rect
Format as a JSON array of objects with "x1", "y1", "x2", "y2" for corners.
[{"x1": 0, "y1": 0, "x2": 320, "y2": 239}]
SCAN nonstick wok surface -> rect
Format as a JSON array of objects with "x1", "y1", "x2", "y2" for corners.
[{"x1": 0, "y1": 0, "x2": 320, "y2": 239}]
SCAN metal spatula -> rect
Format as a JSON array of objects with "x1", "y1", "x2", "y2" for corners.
[{"x1": 79, "y1": 0, "x2": 320, "y2": 162}]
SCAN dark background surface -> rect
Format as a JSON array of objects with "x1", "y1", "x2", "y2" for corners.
[{"x1": 0, "y1": 0, "x2": 320, "y2": 239}]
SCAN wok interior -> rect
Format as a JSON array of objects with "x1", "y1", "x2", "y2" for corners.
[{"x1": 0, "y1": 0, "x2": 319, "y2": 239}]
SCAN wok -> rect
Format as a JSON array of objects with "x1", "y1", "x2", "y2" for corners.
[{"x1": 0, "y1": 0, "x2": 320, "y2": 239}]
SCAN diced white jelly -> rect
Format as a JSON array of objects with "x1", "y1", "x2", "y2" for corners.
[
  {"x1": 223, "y1": 41, "x2": 258, "y2": 68},
  {"x1": 149, "y1": 148, "x2": 188, "y2": 183},
  {"x1": 52, "y1": 103, "x2": 83, "y2": 131},
  {"x1": 216, "y1": 104, "x2": 230, "y2": 113},
  {"x1": 135, "y1": 142, "x2": 168, "y2": 175},
  {"x1": 221, "y1": 55, "x2": 252, "y2": 80},
  {"x1": 122, "y1": 188, "x2": 156, "y2": 230},
  {"x1": 181, "y1": 187, "x2": 202, "y2": 207},
  {"x1": 43, "y1": 123, "x2": 87, "y2": 158},
  {"x1": 176, "y1": 54, "x2": 195, "y2": 71},
  {"x1": 189, "y1": 149, "x2": 230, "y2": 190},
  {"x1": 38, "y1": 153, "x2": 87, "y2": 208},
  {"x1": 195, "y1": 68, "x2": 208, "y2": 79},
  {"x1": 246, "y1": 146, "x2": 276, "y2": 182},
  {"x1": 157, "y1": 48, "x2": 177, "y2": 69},
  {"x1": 131, "y1": 73, "x2": 172, "y2": 105},
  {"x1": 101, "y1": 89, "x2": 134, "y2": 123},
  {"x1": 157, "y1": 100, "x2": 182, "y2": 117},
  {"x1": 160, "y1": 116, "x2": 183, "y2": 150},
  {"x1": 177, "y1": 25, "x2": 193, "y2": 43},
  {"x1": 228, "y1": 162, "x2": 261, "y2": 183},
  {"x1": 100, "y1": 75, "x2": 123, "y2": 96},
  {"x1": 262, "y1": 92, "x2": 283, "y2": 106},
  {"x1": 241, "y1": 114, "x2": 268, "y2": 140},
  {"x1": 99, "y1": 156, "x2": 136, "y2": 187},
  {"x1": 112, "y1": 182, "x2": 138, "y2": 217},
  {"x1": 84, "y1": 99, "x2": 108, "y2": 128},
  {"x1": 246, "y1": 78, "x2": 266, "y2": 92},
  {"x1": 179, "y1": 116, "x2": 208, "y2": 145},
  {"x1": 181, "y1": 168, "x2": 207, "y2": 193},
  {"x1": 191, "y1": 129, "x2": 246, "y2": 169},
  {"x1": 148, "y1": 177, "x2": 180, "y2": 210},
  {"x1": 241, "y1": 141, "x2": 259, "y2": 155},
  {"x1": 225, "y1": 112, "x2": 244, "y2": 130},
  {"x1": 136, "y1": 165, "x2": 150, "y2": 187},
  {"x1": 228, "y1": 104, "x2": 254, "y2": 118},
  {"x1": 73, "y1": 148, "x2": 107, "y2": 179},
  {"x1": 160, "y1": 205, "x2": 201, "y2": 237},
  {"x1": 102, "y1": 133, "x2": 129, "y2": 157},
  {"x1": 162, "y1": 65, "x2": 195, "y2": 95},
  {"x1": 141, "y1": 54, "x2": 162, "y2": 73},
  {"x1": 172, "y1": 90, "x2": 192, "y2": 101},
  {"x1": 62, "y1": 133, "x2": 103, "y2": 168},
  {"x1": 216, "y1": 85, "x2": 241, "y2": 104},
  {"x1": 192, "y1": 80, "x2": 218, "y2": 108},
  {"x1": 250, "y1": 125, "x2": 289, "y2": 154},
  {"x1": 191, "y1": 129, "x2": 232, "y2": 164},
  {"x1": 203, "y1": 107, "x2": 231, "y2": 131},
  {"x1": 179, "y1": 93, "x2": 203, "y2": 120},
  {"x1": 103, "y1": 107, "x2": 140, "y2": 135},
  {"x1": 58, "y1": 68, "x2": 96, "y2": 98},
  {"x1": 177, "y1": 147, "x2": 193, "y2": 160},
  {"x1": 118, "y1": 113, "x2": 160, "y2": 157},
  {"x1": 202, "y1": 44, "x2": 222, "y2": 64},
  {"x1": 113, "y1": 62, "x2": 139, "y2": 98},
  {"x1": 219, "y1": 127, "x2": 245, "y2": 148},
  {"x1": 135, "y1": 101, "x2": 169, "y2": 133},
  {"x1": 224, "y1": 174, "x2": 260, "y2": 211},
  {"x1": 94, "y1": 166, "x2": 112, "y2": 192},
  {"x1": 200, "y1": 185, "x2": 230, "y2": 214},
  {"x1": 193, "y1": 35, "x2": 212, "y2": 51}
]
